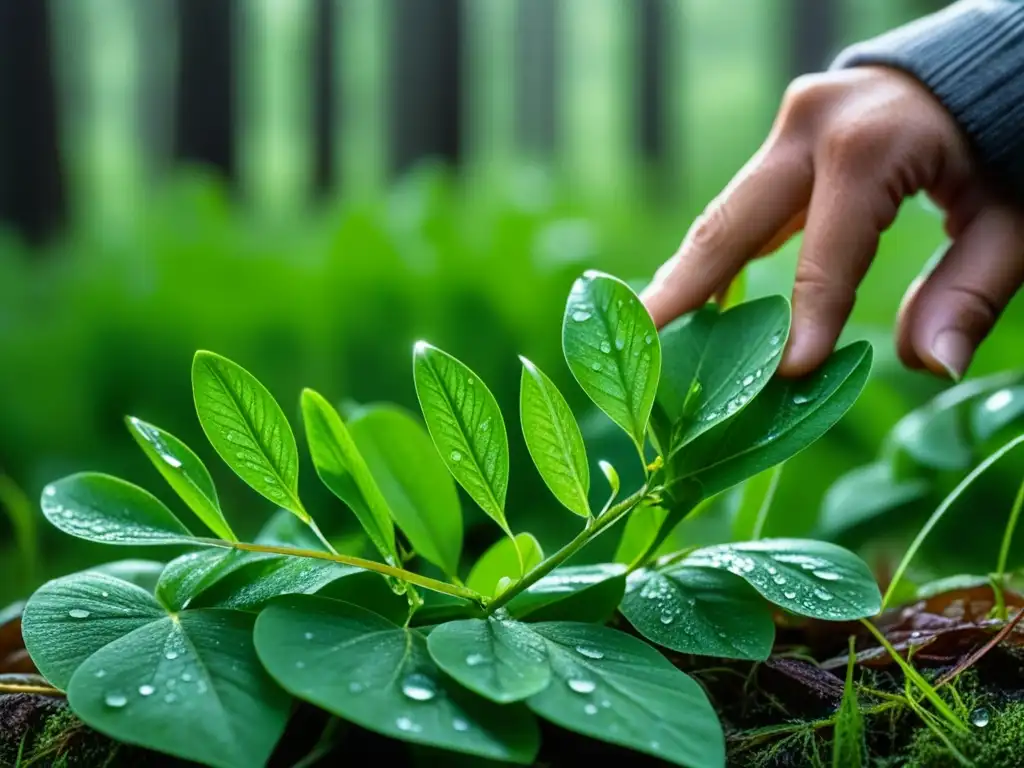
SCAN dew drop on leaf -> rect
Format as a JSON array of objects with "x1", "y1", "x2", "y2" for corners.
[
  {"x1": 295, "y1": 661, "x2": 305, "y2": 669},
  {"x1": 164, "y1": 651, "x2": 178, "y2": 661},
  {"x1": 348, "y1": 682, "x2": 364, "y2": 694},
  {"x1": 465, "y1": 652, "x2": 486, "y2": 667},
  {"x1": 660, "y1": 611, "x2": 675, "y2": 625},
  {"x1": 138, "y1": 685, "x2": 155, "y2": 697},
  {"x1": 304, "y1": 632, "x2": 315, "y2": 640},
  {"x1": 584, "y1": 703, "x2": 598, "y2": 715},
  {"x1": 971, "y1": 707, "x2": 990, "y2": 728},
  {"x1": 567, "y1": 678, "x2": 597, "y2": 694},
  {"x1": 479, "y1": 419, "x2": 490, "y2": 432},
  {"x1": 44, "y1": 485, "x2": 56, "y2": 496},
  {"x1": 812, "y1": 588, "x2": 834, "y2": 601},
  {"x1": 401, "y1": 673, "x2": 437, "y2": 702},
  {"x1": 396, "y1": 716, "x2": 422, "y2": 733},
  {"x1": 614, "y1": 334, "x2": 626, "y2": 351},
  {"x1": 105, "y1": 694, "x2": 127, "y2": 709},
  {"x1": 600, "y1": 341, "x2": 611, "y2": 354},
  {"x1": 94, "y1": 670, "x2": 106, "y2": 679},
  {"x1": 650, "y1": 740, "x2": 661, "y2": 751},
  {"x1": 783, "y1": 590, "x2": 797, "y2": 599},
  {"x1": 453, "y1": 718, "x2": 469, "y2": 732},
  {"x1": 450, "y1": 450, "x2": 463, "y2": 462},
  {"x1": 813, "y1": 570, "x2": 841, "y2": 581},
  {"x1": 644, "y1": 334, "x2": 653, "y2": 345},
  {"x1": 575, "y1": 646, "x2": 604, "y2": 660},
  {"x1": 68, "y1": 609, "x2": 90, "y2": 619},
  {"x1": 181, "y1": 673, "x2": 193, "y2": 682},
  {"x1": 772, "y1": 575, "x2": 787, "y2": 585},
  {"x1": 572, "y1": 310, "x2": 592, "y2": 322},
  {"x1": 742, "y1": 374, "x2": 755, "y2": 386},
  {"x1": 591, "y1": 362, "x2": 601, "y2": 372},
  {"x1": 164, "y1": 693, "x2": 177, "y2": 704}
]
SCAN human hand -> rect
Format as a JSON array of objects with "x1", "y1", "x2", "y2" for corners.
[{"x1": 641, "y1": 66, "x2": 1024, "y2": 380}]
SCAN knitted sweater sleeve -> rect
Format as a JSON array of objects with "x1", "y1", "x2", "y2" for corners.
[{"x1": 832, "y1": 0, "x2": 1024, "y2": 200}]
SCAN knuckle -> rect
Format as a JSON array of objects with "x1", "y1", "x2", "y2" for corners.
[
  {"x1": 793, "y1": 258, "x2": 857, "y2": 312},
  {"x1": 778, "y1": 74, "x2": 830, "y2": 133},
  {"x1": 822, "y1": 120, "x2": 886, "y2": 171},
  {"x1": 686, "y1": 201, "x2": 731, "y2": 254}
]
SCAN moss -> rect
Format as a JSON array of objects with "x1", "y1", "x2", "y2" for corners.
[{"x1": 904, "y1": 700, "x2": 1024, "y2": 768}]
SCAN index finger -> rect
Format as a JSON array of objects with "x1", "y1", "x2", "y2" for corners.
[{"x1": 641, "y1": 138, "x2": 813, "y2": 328}]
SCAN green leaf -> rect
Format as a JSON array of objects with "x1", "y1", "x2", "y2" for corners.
[
  {"x1": 562, "y1": 271, "x2": 661, "y2": 450},
  {"x1": 684, "y1": 539, "x2": 881, "y2": 620},
  {"x1": 254, "y1": 596, "x2": 540, "y2": 764},
  {"x1": 614, "y1": 506, "x2": 669, "y2": 565},
  {"x1": 519, "y1": 357, "x2": 590, "y2": 517},
  {"x1": 194, "y1": 556, "x2": 359, "y2": 612},
  {"x1": 23, "y1": 572, "x2": 290, "y2": 768},
  {"x1": 971, "y1": 384, "x2": 1024, "y2": 443},
  {"x1": 23, "y1": 573, "x2": 166, "y2": 689},
  {"x1": 413, "y1": 342, "x2": 511, "y2": 534},
  {"x1": 156, "y1": 549, "x2": 272, "y2": 612},
  {"x1": 0, "y1": 474, "x2": 37, "y2": 585},
  {"x1": 41, "y1": 473, "x2": 193, "y2": 546},
  {"x1": 90, "y1": 560, "x2": 165, "y2": 593},
  {"x1": 69, "y1": 609, "x2": 290, "y2": 768},
  {"x1": 126, "y1": 416, "x2": 235, "y2": 541},
  {"x1": 598, "y1": 460, "x2": 620, "y2": 500},
  {"x1": 620, "y1": 567, "x2": 774, "y2": 660},
  {"x1": 656, "y1": 297, "x2": 790, "y2": 448},
  {"x1": 883, "y1": 433, "x2": 1024, "y2": 608},
  {"x1": 301, "y1": 389, "x2": 398, "y2": 563},
  {"x1": 832, "y1": 639, "x2": 866, "y2": 768},
  {"x1": 467, "y1": 533, "x2": 544, "y2": 597},
  {"x1": 191, "y1": 350, "x2": 306, "y2": 519},
  {"x1": 349, "y1": 404, "x2": 463, "y2": 576},
  {"x1": 427, "y1": 616, "x2": 550, "y2": 703},
  {"x1": 668, "y1": 342, "x2": 873, "y2": 498},
  {"x1": 525, "y1": 622, "x2": 724, "y2": 768},
  {"x1": 506, "y1": 564, "x2": 627, "y2": 623},
  {"x1": 817, "y1": 462, "x2": 929, "y2": 539}
]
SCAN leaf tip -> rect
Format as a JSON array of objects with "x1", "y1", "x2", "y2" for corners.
[{"x1": 413, "y1": 340, "x2": 433, "y2": 358}]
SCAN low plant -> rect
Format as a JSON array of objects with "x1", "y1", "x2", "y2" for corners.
[{"x1": 17, "y1": 270, "x2": 880, "y2": 767}]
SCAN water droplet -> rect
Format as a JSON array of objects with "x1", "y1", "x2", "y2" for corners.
[
  {"x1": 600, "y1": 341, "x2": 611, "y2": 354},
  {"x1": 650, "y1": 740, "x2": 661, "y2": 751},
  {"x1": 659, "y1": 611, "x2": 675, "y2": 625},
  {"x1": 450, "y1": 450, "x2": 463, "y2": 462},
  {"x1": 162, "y1": 454, "x2": 183, "y2": 469},
  {"x1": 467, "y1": 377, "x2": 475, "y2": 386},
  {"x1": 772, "y1": 575, "x2": 787, "y2": 585},
  {"x1": 584, "y1": 703, "x2": 598, "y2": 715},
  {"x1": 813, "y1": 570, "x2": 841, "y2": 581},
  {"x1": 304, "y1": 632, "x2": 315, "y2": 640},
  {"x1": 196, "y1": 680, "x2": 208, "y2": 695},
  {"x1": 770, "y1": 333, "x2": 782, "y2": 346},
  {"x1": 138, "y1": 685, "x2": 155, "y2": 697},
  {"x1": 755, "y1": 368, "x2": 763, "y2": 378},
  {"x1": 812, "y1": 588, "x2": 834, "y2": 601},
  {"x1": 479, "y1": 419, "x2": 490, "y2": 432},
  {"x1": 985, "y1": 390, "x2": 1012, "y2": 412},
  {"x1": 165, "y1": 692, "x2": 178, "y2": 703},
  {"x1": 104, "y1": 694, "x2": 127, "y2": 708},
  {"x1": 590, "y1": 362, "x2": 601, "y2": 371},
  {"x1": 614, "y1": 334, "x2": 626, "y2": 351},
  {"x1": 100, "y1": 591, "x2": 109, "y2": 598},
  {"x1": 568, "y1": 678, "x2": 597, "y2": 694},
  {"x1": 181, "y1": 673, "x2": 193, "y2": 682},
  {"x1": 164, "y1": 651, "x2": 178, "y2": 661},
  {"x1": 600, "y1": 699, "x2": 611, "y2": 708},
  {"x1": 348, "y1": 682, "x2": 364, "y2": 694},
  {"x1": 295, "y1": 661, "x2": 306, "y2": 669},
  {"x1": 235, "y1": 451, "x2": 245, "y2": 459},
  {"x1": 971, "y1": 707, "x2": 990, "y2": 728},
  {"x1": 453, "y1": 718, "x2": 469, "y2": 732},
  {"x1": 94, "y1": 670, "x2": 106, "y2": 679},
  {"x1": 68, "y1": 609, "x2": 90, "y2": 619},
  {"x1": 465, "y1": 653, "x2": 486, "y2": 667},
  {"x1": 616, "y1": 299, "x2": 624, "y2": 309},
  {"x1": 783, "y1": 590, "x2": 797, "y2": 599},
  {"x1": 742, "y1": 374, "x2": 755, "y2": 386},
  {"x1": 44, "y1": 485, "x2": 56, "y2": 497},
  {"x1": 644, "y1": 334, "x2": 653, "y2": 345},
  {"x1": 572, "y1": 310, "x2": 592, "y2": 322},
  {"x1": 792, "y1": 393, "x2": 815, "y2": 405},
  {"x1": 402, "y1": 673, "x2": 437, "y2": 702},
  {"x1": 575, "y1": 646, "x2": 604, "y2": 660},
  {"x1": 396, "y1": 716, "x2": 421, "y2": 733}
]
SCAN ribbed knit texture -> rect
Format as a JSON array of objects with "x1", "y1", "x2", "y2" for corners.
[{"x1": 833, "y1": 0, "x2": 1024, "y2": 201}]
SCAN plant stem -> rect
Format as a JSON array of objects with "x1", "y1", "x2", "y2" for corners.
[
  {"x1": 0, "y1": 683, "x2": 64, "y2": 697},
  {"x1": 306, "y1": 518, "x2": 339, "y2": 556},
  {"x1": 486, "y1": 484, "x2": 650, "y2": 614},
  {"x1": 750, "y1": 464, "x2": 783, "y2": 540},
  {"x1": 195, "y1": 538, "x2": 484, "y2": 605},
  {"x1": 996, "y1": 475, "x2": 1024, "y2": 581}
]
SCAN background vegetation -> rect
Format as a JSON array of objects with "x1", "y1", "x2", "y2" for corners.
[{"x1": 2, "y1": 0, "x2": 1022, "y2": 606}]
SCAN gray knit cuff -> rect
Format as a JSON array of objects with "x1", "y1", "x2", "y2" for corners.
[{"x1": 833, "y1": 0, "x2": 1024, "y2": 201}]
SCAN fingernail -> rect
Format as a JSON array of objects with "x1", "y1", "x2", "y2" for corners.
[{"x1": 931, "y1": 329, "x2": 973, "y2": 381}]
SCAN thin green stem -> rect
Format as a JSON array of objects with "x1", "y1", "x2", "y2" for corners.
[
  {"x1": 486, "y1": 484, "x2": 650, "y2": 614},
  {"x1": 996, "y1": 475, "x2": 1024, "y2": 580},
  {"x1": 306, "y1": 519, "x2": 339, "y2": 556},
  {"x1": 0, "y1": 683, "x2": 64, "y2": 697},
  {"x1": 750, "y1": 464, "x2": 783, "y2": 540},
  {"x1": 195, "y1": 538, "x2": 484, "y2": 605}
]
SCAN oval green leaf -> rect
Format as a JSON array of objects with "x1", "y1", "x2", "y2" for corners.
[
  {"x1": 817, "y1": 462, "x2": 929, "y2": 539},
  {"x1": 23, "y1": 572, "x2": 166, "y2": 689},
  {"x1": 349, "y1": 404, "x2": 463, "y2": 576},
  {"x1": 41, "y1": 473, "x2": 193, "y2": 546},
  {"x1": 89, "y1": 560, "x2": 166, "y2": 594},
  {"x1": 413, "y1": 342, "x2": 511, "y2": 533},
  {"x1": 507, "y1": 563, "x2": 627, "y2": 623},
  {"x1": 656, "y1": 297, "x2": 790, "y2": 449},
  {"x1": 669, "y1": 341, "x2": 873, "y2": 498},
  {"x1": 126, "y1": 416, "x2": 235, "y2": 541},
  {"x1": 519, "y1": 357, "x2": 590, "y2": 517},
  {"x1": 192, "y1": 350, "x2": 306, "y2": 519},
  {"x1": 620, "y1": 567, "x2": 774, "y2": 660},
  {"x1": 68, "y1": 609, "x2": 290, "y2": 768},
  {"x1": 684, "y1": 539, "x2": 881, "y2": 620},
  {"x1": 971, "y1": 384, "x2": 1024, "y2": 443},
  {"x1": 526, "y1": 622, "x2": 725, "y2": 768},
  {"x1": 301, "y1": 389, "x2": 398, "y2": 563},
  {"x1": 156, "y1": 549, "x2": 272, "y2": 612},
  {"x1": 254, "y1": 596, "x2": 540, "y2": 764},
  {"x1": 466, "y1": 533, "x2": 544, "y2": 597},
  {"x1": 562, "y1": 271, "x2": 661, "y2": 449},
  {"x1": 427, "y1": 616, "x2": 550, "y2": 703}
]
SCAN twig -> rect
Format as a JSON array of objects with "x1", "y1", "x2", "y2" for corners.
[{"x1": 936, "y1": 607, "x2": 1024, "y2": 688}]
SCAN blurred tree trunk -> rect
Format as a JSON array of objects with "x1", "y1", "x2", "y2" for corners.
[
  {"x1": 391, "y1": 0, "x2": 462, "y2": 174},
  {"x1": 518, "y1": 0, "x2": 556, "y2": 162},
  {"x1": 175, "y1": 0, "x2": 234, "y2": 179},
  {"x1": 788, "y1": 0, "x2": 839, "y2": 76},
  {"x1": 0, "y1": 0, "x2": 64, "y2": 243}
]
